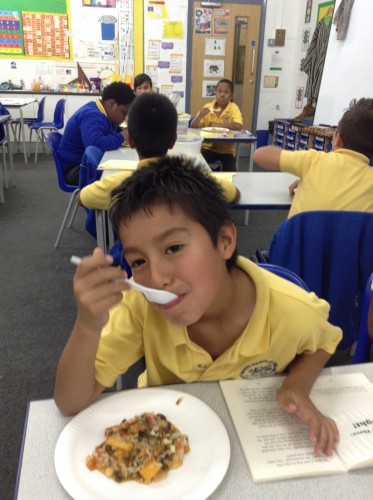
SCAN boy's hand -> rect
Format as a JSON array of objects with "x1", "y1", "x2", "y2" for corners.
[
  {"x1": 73, "y1": 247, "x2": 129, "y2": 331},
  {"x1": 277, "y1": 386, "x2": 339, "y2": 457},
  {"x1": 288, "y1": 179, "x2": 299, "y2": 196},
  {"x1": 199, "y1": 107, "x2": 210, "y2": 118}
]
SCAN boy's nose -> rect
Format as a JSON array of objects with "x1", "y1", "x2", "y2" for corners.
[{"x1": 149, "y1": 260, "x2": 172, "y2": 289}]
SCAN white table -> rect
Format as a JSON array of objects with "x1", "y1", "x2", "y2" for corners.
[
  {"x1": 94, "y1": 148, "x2": 297, "y2": 251},
  {"x1": 192, "y1": 128, "x2": 257, "y2": 171},
  {"x1": 14, "y1": 363, "x2": 373, "y2": 499},
  {"x1": 0, "y1": 97, "x2": 37, "y2": 163}
]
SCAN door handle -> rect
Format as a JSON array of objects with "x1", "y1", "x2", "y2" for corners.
[{"x1": 251, "y1": 48, "x2": 256, "y2": 75}]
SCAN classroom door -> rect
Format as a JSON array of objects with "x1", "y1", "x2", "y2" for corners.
[{"x1": 190, "y1": 2, "x2": 261, "y2": 131}]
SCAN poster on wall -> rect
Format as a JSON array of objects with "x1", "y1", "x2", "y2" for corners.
[
  {"x1": 213, "y1": 9, "x2": 230, "y2": 35},
  {"x1": 317, "y1": 1, "x2": 335, "y2": 24},
  {"x1": 301, "y1": 27, "x2": 311, "y2": 51},
  {"x1": 305, "y1": 0, "x2": 313, "y2": 23},
  {"x1": 202, "y1": 79, "x2": 219, "y2": 98},
  {"x1": 205, "y1": 37, "x2": 226, "y2": 56},
  {"x1": 148, "y1": 39, "x2": 161, "y2": 58},
  {"x1": 147, "y1": 0, "x2": 168, "y2": 19},
  {"x1": 82, "y1": 1, "x2": 116, "y2": 7},
  {"x1": 0, "y1": 11, "x2": 23, "y2": 55},
  {"x1": 203, "y1": 59, "x2": 224, "y2": 77},
  {"x1": 194, "y1": 8, "x2": 211, "y2": 34},
  {"x1": 295, "y1": 86, "x2": 305, "y2": 108},
  {"x1": 22, "y1": 12, "x2": 70, "y2": 58}
]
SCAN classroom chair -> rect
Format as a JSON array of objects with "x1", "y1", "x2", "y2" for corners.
[
  {"x1": 11, "y1": 96, "x2": 47, "y2": 152},
  {"x1": 45, "y1": 131, "x2": 80, "y2": 248},
  {"x1": 256, "y1": 210, "x2": 373, "y2": 351},
  {"x1": 29, "y1": 98, "x2": 66, "y2": 163},
  {"x1": 257, "y1": 263, "x2": 310, "y2": 291},
  {"x1": 353, "y1": 272, "x2": 373, "y2": 363}
]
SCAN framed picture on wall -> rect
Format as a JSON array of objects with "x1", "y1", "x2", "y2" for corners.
[{"x1": 317, "y1": 1, "x2": 335, "y2": 24}]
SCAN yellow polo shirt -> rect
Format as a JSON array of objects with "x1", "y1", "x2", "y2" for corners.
[
  {"x1": 79, "y1": 157, "x2": 238, "y2": 209},
  {"x1": 199, "y1": 100, "x2": 243, "y2": 155},
  {"x1": 95, "y1": 257, "x2": 342, "y2": 388},
  {"x1": 280, "y1": 148, "x2": 373, "y2": 218}
]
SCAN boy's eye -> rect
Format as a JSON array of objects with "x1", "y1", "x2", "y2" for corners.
[
  {"x1": 130, "y1": 258, "x2": 145, "y2": 268},
  {"x1": 166, "y1": 244, "x2": 183, "y2": 254}
]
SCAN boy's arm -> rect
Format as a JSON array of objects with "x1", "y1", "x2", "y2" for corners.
[
  {"x1": 277, "y1": 349, "x2": 339, "y2": 457},
  {"x1": 54, "y1": 248, "x2": 129, "y2": 415},
  {"x1": 253, "y1": 145, "x2": 282, "y2": 171}
]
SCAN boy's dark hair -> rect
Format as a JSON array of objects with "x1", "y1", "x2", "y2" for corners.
[
  {"x1": 217, "y1": 78, "x2": 234, "y2": 100},
  {"x1": 134, "y1": 73, "x2": 153, "y2": 90},
  {"x1": 338, "y1": 98, "x2": 373, "y2": 159},
  {"x1": 102, "y1": 82, "x2": 135, "y2": 106},
  {"x1": 127, "y1": 93, "x2": 177, "y2": 157},
  {"x1": 110, "y1": 156, "x2": 238, "y2": 269}
]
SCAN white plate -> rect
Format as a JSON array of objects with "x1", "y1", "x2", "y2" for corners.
[
  {"x1": 202, "y1": 127, "x2": 229, "y2": 134},
  {"x1": 55, "y1": 388, "x2": 230, "y2": 500}
]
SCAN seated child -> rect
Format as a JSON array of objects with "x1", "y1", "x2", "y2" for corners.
[
  {"x1": 191, "y1": 78, "x2": 243, "y2": 172},
  {"x1": 77, "y1": 92, "x2": 240, "y2": 211},
  {"x1": 58, "y1": 82, "x2": 135, "y2": 184},
  {"x1": 55, "y1": 156, "x2": 342, "y2": 457},
  {"x1": 253, "y1": 98, "x2": 373, "y2": 218},
  {"x1": 134, "y1": 73, "x2": 153, "y2": 95}
]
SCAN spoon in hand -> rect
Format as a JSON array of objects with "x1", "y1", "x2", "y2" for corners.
[{"x1": 70, "y1": 256, "x2": 178, "y2": 305}]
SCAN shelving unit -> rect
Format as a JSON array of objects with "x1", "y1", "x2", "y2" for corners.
[{"x1": 273, "y1": 119, "x2": 336, "y2": 152}]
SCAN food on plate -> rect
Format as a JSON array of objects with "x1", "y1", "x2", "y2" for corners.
[{"x1": 86, "y1": 412, "x2": 190, "y2": 484}]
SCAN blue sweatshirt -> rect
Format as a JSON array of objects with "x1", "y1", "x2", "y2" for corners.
[{"x1": 58, "y1": 100, "x2": 124, "y2": 169}]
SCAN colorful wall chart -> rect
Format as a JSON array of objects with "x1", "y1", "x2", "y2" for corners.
[{"x1": 0, "y1": 1, "x2": 71, "y2": 59}]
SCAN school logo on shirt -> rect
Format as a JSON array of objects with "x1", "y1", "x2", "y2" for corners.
[{"x1": 240, "y1": 360, "x2": 278, "y2": 378}]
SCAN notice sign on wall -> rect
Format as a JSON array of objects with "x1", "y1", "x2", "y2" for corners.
[{"x1": 22, "y1": 12, "x2": 70, "y2": 58}]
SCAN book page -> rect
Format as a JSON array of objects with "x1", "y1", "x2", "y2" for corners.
[
  {"x1": 220, "y1": 373, "x2": 373, "y2": 483},
  {"x1": 310, "y1": 373, "x2": 373, "y2": 471}
]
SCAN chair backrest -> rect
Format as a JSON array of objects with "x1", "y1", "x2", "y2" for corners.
[
  {"x1": 53, "y1": 99, "x2": 66, "y2": 129},
  {"x1": 36, "y1": 95, "x2": 47, "y2": 122},
  {"x1": 257, "y1": 263, "x2": 310, "y2": 291},
  {"x1": 353, "y1": 272, "x2": 373, "y2": 363},
  {"x1": 45, "y1": 131, "x2": 78, "y2": 192},
  {"x1": 268, "y1": 210, "x2": 373, "y2": 350},
  {"x1": 0, "y1": 102, "x2": 10, "y2": 116}
]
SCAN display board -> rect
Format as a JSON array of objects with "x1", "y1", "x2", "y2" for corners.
[
  {"x1": 314, "y1": 0, "x2": 373, "y2": 127},
  {"x1": 0, "y1": 0, "x2": 71, "y2": 59}
]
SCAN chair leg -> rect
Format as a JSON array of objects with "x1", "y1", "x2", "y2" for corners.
[
  {"x1": 54, "y1": 189, "x2": 79, "y2": 248},
  {"x1": 34, "y1": 131, "x2": 41, "y2": 163},
  {"x1": 2, "y1": 147, "x2": 8, "y2": 189},
  {"x1": 68, "y1": 200, "x2": 79, "y2": 228}
]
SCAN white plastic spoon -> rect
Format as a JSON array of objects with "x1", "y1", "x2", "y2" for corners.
[{"x1": 70, "y1": 256, "x2": 178, "y2": 305}]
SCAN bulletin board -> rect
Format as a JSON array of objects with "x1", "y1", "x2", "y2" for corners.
[{"x1": 0, "y1": 0, "x2": 71, "y2": 59}]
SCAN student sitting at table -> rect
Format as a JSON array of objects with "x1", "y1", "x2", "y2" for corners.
[
  {"x1": 58, "y1": 82, "x2": 135, "y2": 184},
  {"x1": 253, "y1": 97, "x2": 373, "y2": 218},
  {"x1": 55, "y1": 157, "x2": 342, "y2": 457},
  {"x1": 190, "y1": 78, "x2": 243, "y2": 172},
  {"x1": 76, "y1": 92, "x2": 240, "y2": 215},
  {"x1": 133, "y1": 73, "x2": 153, "y2": 95}
]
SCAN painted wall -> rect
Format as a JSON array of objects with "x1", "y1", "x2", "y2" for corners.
[{"x1": 256, "y1": 0, "x2": 329, "y2": 130}]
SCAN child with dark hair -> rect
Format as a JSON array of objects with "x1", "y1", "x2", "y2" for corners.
[
  {"x1": 253, "y1": 97, "x2": 373, "y2": 217},
  {"x1": 55, "y1": 156, "x2": 342, "y2": 459},
  {"x1": 134, "y1": 73, "x2": 153, "y2": 95},
  {"x1": 191, "y1": 78, "x2": 243, "y2": 172},
  {"x1": 77, "y1": 92, "x2": 239, "y2": 210},
  {"x1": 58, "y1": 82, "x2": 135, "y2": 184}
]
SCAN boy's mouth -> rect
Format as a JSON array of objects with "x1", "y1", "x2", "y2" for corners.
[{"x1": 161, "y1": 294, "x2": 184, "y2": 310}]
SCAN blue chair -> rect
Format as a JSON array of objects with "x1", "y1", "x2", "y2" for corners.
[
  {"x1": 11, "y1": 96, "x2": 47, "y2": 150},
  {"x1": 29, "y1": 98, "x2": 66, "y2": 163},
  {"x1": 353, "y1": 272, "x2": 373, "y2": 363},
  {"x1": 45, "y1": 131, "x2": 80, "y2": 248},
  {"x1": 257, "y1": 263, "x2": 310, "y2": 291},
  {"x1": 263, "y1": 211, "x2": 373, "y2": 350}
]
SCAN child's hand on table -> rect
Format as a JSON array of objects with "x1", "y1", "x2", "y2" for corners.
[{"x1": 276, "y1": 386, "x2": 339, "y2": 457}]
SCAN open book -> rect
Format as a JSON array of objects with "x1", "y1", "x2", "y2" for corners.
[{"x1": 220, "y1": 373, "x2": 373, "y2": 483}]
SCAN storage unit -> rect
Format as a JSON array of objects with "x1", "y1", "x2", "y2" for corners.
[{"x1": 273, "y1": 119, "x2": 336, "y2": 152}]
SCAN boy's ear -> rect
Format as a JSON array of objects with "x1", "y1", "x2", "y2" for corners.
[
  {"x1": 127, "y1": 134, "x2": 136, "y2": 149},
  {"x1": 332, "y1": 131, "x2": 344, "y2": 150},
  {"x1": 168, "y1": 132, "x2": 177, "y2": 150},
  {"x1": 218, "y1": 220, "x2": 237, "y2": 259}
]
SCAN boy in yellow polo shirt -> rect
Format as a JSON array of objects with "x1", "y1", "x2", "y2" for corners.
[
  {"x1": 191, "y1": 78, "x2": 243, "y2": 172},
  {"x1": 55, "y1": 157, "x2": 342, "y2": 458},
  {"x1": 253, "y1": 98, "x2": 373, "y2": 217},
  {"x1": 77, "y1": 92, "x2": 240, "y2": 211}
]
